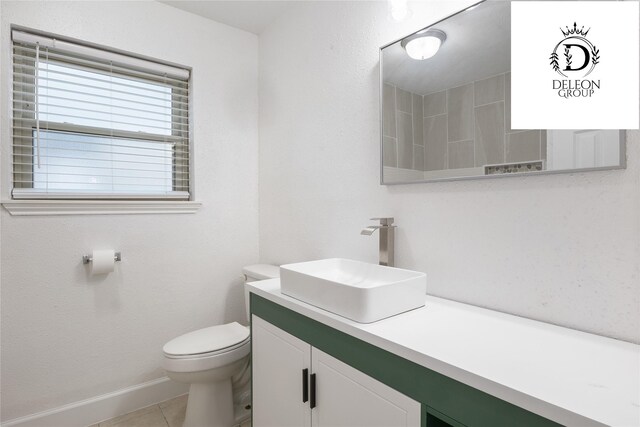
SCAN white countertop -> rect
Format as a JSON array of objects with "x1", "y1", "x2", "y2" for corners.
[{"x1": 248, "y1": 279, "x2": 640, "y2": 427}]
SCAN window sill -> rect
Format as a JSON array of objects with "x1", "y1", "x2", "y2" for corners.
[{"x1": 1, "y1": 200, "x2": 202, "y2": 216}]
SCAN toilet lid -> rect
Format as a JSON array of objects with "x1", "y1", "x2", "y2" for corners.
[{"x1": 163, "y1": 322, "x2": 250, "y2": 357}]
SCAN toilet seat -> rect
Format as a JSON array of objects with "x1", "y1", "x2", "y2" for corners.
[
  {"x1": 163, "y1": 322, "x2": 250, "y2": 357},
  {"x1": 162, "y1": 322, "x2": 251, "y2": 373},
  {"x1": 164, "y1": 336, "x2": 250, "y2": 360}
]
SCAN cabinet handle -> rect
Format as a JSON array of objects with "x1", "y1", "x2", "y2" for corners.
[
  {"x1": 302, "y1": 368, "x2": 309, "y2": 403},
  {"x1": 310, "y1": 373, "x2": 317, "y2": 409}
]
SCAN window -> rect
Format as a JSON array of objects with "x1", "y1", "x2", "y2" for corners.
[{"x1": 11, "y1": 29, "x2": 191, "y2": 200}]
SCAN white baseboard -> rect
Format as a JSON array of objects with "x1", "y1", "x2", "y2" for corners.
[{"x1": 2, "y1": 377, "x2": 189, "y2": 427}]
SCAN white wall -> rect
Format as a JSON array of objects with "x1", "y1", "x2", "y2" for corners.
[
  {"x1": 259, "y1": 1, "x2": 640, "y2": 343},
  {"x1": 0, "y1": 1, "x2": 259, "y2": 421}
]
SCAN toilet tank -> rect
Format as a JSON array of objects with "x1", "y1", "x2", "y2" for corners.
[{"x1": 242, "y1": 264, "x2": 279, "y2": 322}]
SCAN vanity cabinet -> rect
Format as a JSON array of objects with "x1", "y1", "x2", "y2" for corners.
[
  {"x1": 250, "y1": 292, "x2": 563, "y2": 427},
  {"x1": 252, "y1": 314, "x2": 311, "y2": 427},
  {"x1": 252, "y1": 315, "x2": 421, "y2": 427}
]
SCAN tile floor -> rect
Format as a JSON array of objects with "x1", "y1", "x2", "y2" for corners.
[{"x1": 88, "y1": 395, "x2": 251, "y2": 427}]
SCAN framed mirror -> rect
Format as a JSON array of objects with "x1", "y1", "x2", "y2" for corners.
[{"x1": 380, "y1": 0, "x2": 625, "y2": 184}]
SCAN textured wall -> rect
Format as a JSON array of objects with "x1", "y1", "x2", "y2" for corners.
[
  {"x1": 259, "y1": 1, "x2": 640, "y2": 343},
  {"x1": 0, "y1": 1, "x2": 259, "y2": 420}
]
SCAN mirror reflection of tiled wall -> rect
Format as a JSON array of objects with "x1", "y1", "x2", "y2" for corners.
[
  {"x1": 382, "y1": 84, "x2": 424, "y2": 170},
  {"x1": 383, "y1": 73, "x2": 547, "y2": 172}
]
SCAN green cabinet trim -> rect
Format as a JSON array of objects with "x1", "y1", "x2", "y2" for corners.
[
  {"x1": 425, "y1": 406, "x2": 467, "y2": 427},
  {"x1": 251, "y1": 293, "x2": 563, "y2": 427}
]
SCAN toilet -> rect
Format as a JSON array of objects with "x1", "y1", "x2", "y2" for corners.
[{"x1": 162, "y1": 264, "x2": 279, "y2": 427}]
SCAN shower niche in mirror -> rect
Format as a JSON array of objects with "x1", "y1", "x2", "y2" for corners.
[{"x1": 380, "y1": 1, "x2": 625, "y2": 184}]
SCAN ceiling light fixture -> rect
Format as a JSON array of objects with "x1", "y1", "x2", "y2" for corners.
[
  {"x1": 388, "y1": 0, "x2": 410, "y2": 21},
  {"x1": 401, "y1": 29, "x2": 447, "y2": 60}
]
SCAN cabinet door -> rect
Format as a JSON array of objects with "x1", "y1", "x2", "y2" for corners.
[
  {"x1": 547, "y1": 129, "x2": 621, "y2": 170},
  {"x1": 311, "y1": 348, "x2": 420, "y2": 427},
  {"x1": 252, "y1": 315, "x2": 312, "y2": 427}
]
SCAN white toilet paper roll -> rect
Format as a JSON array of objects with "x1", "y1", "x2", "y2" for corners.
[{"x1": 91, "y1": 249, "x2": 115, "y2": 275}]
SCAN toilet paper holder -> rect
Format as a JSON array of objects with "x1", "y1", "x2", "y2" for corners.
[{"x1": 82, "y1": 252, "x2": 122, "y2": 264}]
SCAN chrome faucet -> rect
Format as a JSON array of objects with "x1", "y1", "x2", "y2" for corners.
[{"x1": 361, "y1": 217, "x2": 396, "y2": 267}]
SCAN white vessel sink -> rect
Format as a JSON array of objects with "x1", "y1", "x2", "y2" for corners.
[{"x1": 279, "y1": 258, "x2": 426, "y2": 323}]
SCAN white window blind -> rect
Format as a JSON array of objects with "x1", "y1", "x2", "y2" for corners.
[{"x1": 11, "y1": 29, "x2": 191, "y2": 200}]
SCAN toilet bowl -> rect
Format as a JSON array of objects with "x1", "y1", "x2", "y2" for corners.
[
  {"x1": 163, "y1": 323, "x2": 251, "y2": 427},
  {"x1": 162, "y1": 264, "x2": 279, "y2": 427}
]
